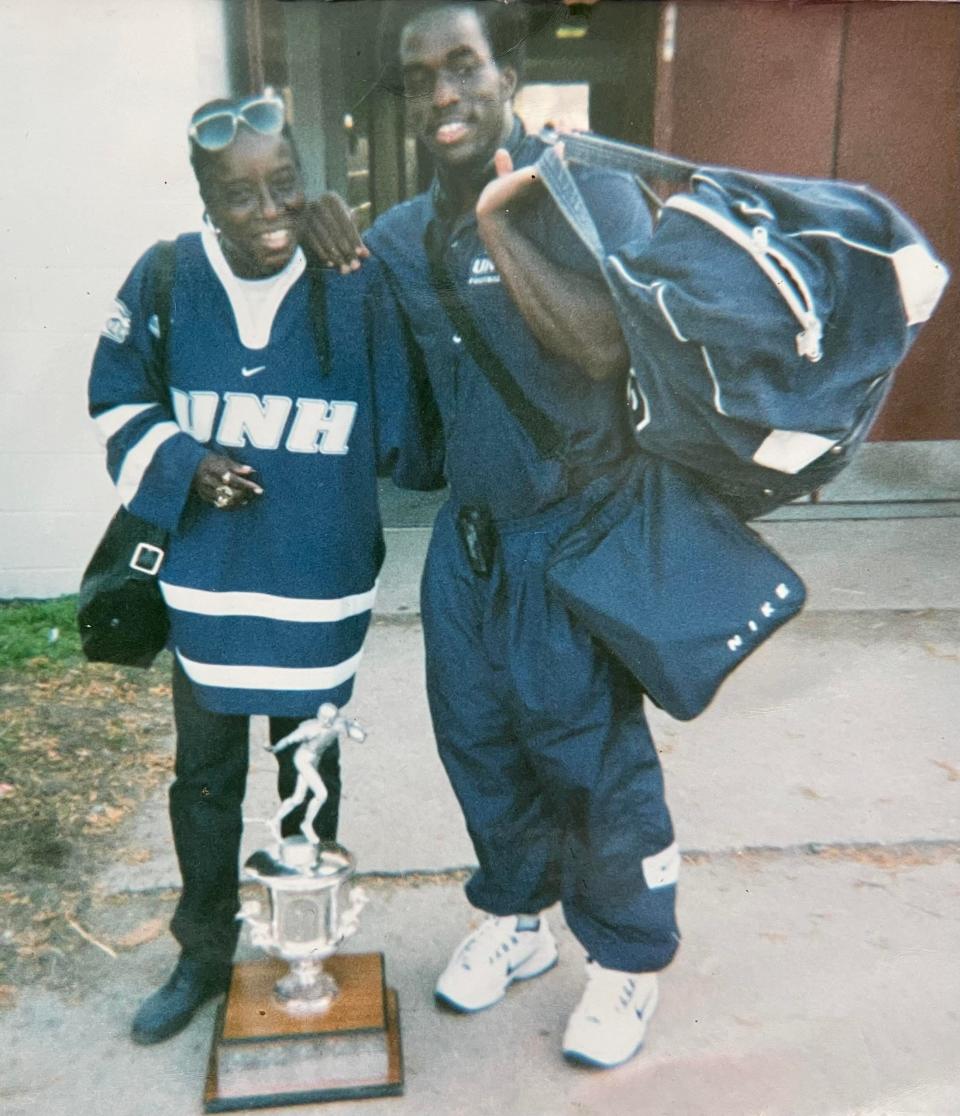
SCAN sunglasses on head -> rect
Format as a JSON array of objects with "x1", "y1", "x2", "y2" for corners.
[{"x1": 188, "y1": 89, "x2": 286, "y2": 152}]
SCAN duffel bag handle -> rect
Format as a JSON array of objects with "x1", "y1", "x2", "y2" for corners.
[
  {"x1": 536, "y1": 132, "x2": 696, "y2": 268},
  {"x1": 536, "y1": 143, "x2": 607, "y2": 266},
  {"x1": 552, "y1": 129, "x2": 697, "y2": 185}
]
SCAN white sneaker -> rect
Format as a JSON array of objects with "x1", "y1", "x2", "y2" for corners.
[
  {"x1": 435, "y1": 915, "x2": 558, "y2": 1012},
  {"x1": 562, "y1": 960, "x2": 659, "y2": 1068}
]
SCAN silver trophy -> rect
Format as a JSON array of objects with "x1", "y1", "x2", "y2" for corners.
[{"x1": 238, "y1": 703, "x2": 368, "y2": 1013}]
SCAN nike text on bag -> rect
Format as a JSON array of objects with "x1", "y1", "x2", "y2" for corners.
[
  {"x1": 537, "y1": 133, "x2": 950, "y2": 519},
  {"x1": 546, "y1": 456, "x2": 806, "y2": 721}
]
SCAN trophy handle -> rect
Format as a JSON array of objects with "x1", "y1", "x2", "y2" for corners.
[{"x1": 338, "y1": 886, "x2": 369, "y2": 942}]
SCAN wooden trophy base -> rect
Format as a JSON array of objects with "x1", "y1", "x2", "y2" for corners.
[{"x1": 204, "y1": 952, "x2": 403, "y2": 1111}]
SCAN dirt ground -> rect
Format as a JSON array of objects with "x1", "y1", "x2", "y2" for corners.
[{"x1": 0, "y1": 653, "x2": 175, "y2": 996}]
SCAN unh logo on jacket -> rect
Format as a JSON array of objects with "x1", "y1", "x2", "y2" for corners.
[
  {"x1": 172, "y1": 390, "x2": 357, "y2": 455},
  {"x1": 468, "y1": 255, "x2": 500, "y2": 286}
]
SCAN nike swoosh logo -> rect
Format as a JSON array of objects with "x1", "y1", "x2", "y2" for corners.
[{"x1": 241, "y1": 365, "x2": 266, "y2": 377}]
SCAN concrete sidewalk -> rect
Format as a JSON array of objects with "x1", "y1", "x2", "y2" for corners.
[{"x1": 4, "y1": 516, "x2": 959, "y2": 1116}]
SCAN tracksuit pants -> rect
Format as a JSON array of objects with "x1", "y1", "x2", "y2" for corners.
[
  {"x1": 421, "y1": 494, "x2": 681, "y2": 974},
  {"x1": 168, "y1": 659, "x2": 341, "y2": 963}
]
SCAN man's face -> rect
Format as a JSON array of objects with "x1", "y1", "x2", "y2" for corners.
[
  {"x1": 400, "y1": 6, "x2": 516, "y2": 170},
  {"x1": 204, "y1": 130, "x2": 305, "y2": 278}
]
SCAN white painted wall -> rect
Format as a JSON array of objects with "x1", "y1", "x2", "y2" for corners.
[{"x1": 0, "y1": 0, "x2": 229, "y2": 598}]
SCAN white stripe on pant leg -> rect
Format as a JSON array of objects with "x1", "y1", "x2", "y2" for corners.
[
  {"x1": 175, "y1": 648, "x2": 364, "y2": 691},
  {"x1": 642, "y1": 841, "x2": 680, "y2": 889},
  {"x1": 116, "y1": 421, "x2": 181, "y2": 507}
]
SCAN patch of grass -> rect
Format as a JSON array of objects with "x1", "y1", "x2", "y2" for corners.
[
  {"x1": 0, "y1": 601, "x2": 175, "y2": 988},
  {"x1": 0, "y1": 597, "x2": 83, "y2": 669}
]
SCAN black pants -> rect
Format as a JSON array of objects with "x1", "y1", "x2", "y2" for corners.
[{"x1": 168, "y1": 660, "x2": 341, "y2": 963}]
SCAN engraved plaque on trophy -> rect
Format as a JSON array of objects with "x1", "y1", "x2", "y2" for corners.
[{"x1": 204, "y1": 705, "x2": 403, "y2": 1112}]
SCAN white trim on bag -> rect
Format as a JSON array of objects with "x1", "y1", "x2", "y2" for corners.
[
  {"x1": 752, "y1": 428, "x2": 838, "y2": 474},
  {"x1": 160, "y1": 581, "x2": 378, "y2": 622},
  {"x1": 175, "y1": 648, "x2": 364, "y2": 691},
  {"x1": 665, "y1": 194, "x2": 823, "y2": 361},
  {"x1": 700, "y1": 346, "x2": 729, "y2": 416}
]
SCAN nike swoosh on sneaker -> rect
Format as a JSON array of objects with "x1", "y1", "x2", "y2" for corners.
[{"x1": 241, "y1": 365, "x2": 266, "y2": 377}]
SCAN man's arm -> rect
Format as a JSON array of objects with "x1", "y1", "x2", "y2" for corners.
[
  {"x1": 302, "y1": 193, "x2": 369, "y2": 274},
  {"x1": 475, "y1": 148, "x2": 630, "y2": 382}
]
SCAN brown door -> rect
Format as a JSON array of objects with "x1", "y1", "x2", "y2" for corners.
[{"x1": 655, "y1": 0, "x2": 960, "y2": 441}]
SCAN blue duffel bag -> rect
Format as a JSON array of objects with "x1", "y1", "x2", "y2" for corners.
[
  {"x1": 537, "y1": 133, "x2": 950, "y2": 518},
  {"x1": 546, "y1": 454, "x2": 806, "y2": 721}
]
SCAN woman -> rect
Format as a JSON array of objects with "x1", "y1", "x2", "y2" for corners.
[{"x1": 88, "y1": 90, "x2": 439, "y2": 1044}]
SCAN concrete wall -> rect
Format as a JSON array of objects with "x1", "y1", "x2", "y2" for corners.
[{"x1": 0, "y1": 0, "x2": 229, "y2": 598}]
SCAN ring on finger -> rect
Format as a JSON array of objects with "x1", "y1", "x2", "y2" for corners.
[
  {"x1": 221, "y1": 470, "x2": 232, "y2": 483},
  {"x1": 214, "y1": 484, "x2": 234, "y2": 508}
]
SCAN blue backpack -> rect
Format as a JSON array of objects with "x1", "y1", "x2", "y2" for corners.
[{"x1": 537, "y1": 132, "x2": 950, "y2": 518}]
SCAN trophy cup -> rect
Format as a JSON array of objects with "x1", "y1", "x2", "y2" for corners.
[{"x1": 204, "y1": 704, "x2": 403, "y2": 1112}]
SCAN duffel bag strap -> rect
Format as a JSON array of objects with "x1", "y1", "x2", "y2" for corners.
[{"x1": 552, "y1": 130, "x2": 697, "y2": 186}]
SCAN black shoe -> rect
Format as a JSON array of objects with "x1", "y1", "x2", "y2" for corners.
[{"x1": 131, "y1": 955, "x2": 231, "y2": 1045}]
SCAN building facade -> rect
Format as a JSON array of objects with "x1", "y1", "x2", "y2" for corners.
[{"x1": 1, "y1": 0, "x2": 957, "y2": 599}]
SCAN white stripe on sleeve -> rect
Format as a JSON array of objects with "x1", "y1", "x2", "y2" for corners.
[
  {"x1": 116, "y1": 420, "x2": 181, "y2": 508},
  {"x1": 93, "y1": 403, "x2": 155, "y2": 446},
  {"x1": 160, "y1": 581, "x2": 378, "y2": 622},
  {"x1": 175, "y1": 648, "x2": 364, "y2": 692}
]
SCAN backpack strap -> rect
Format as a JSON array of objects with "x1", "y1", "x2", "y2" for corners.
[
  {"x1": 145, "y1": 239, "x2": 177, "y2": 397},
  {"x1": 304, "y1": 254, "x2": 332, "y2": 376}
]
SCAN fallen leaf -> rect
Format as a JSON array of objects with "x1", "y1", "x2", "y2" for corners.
[
  {"x1": 112, "y1": 918, "x2": 165, "y2": 950},
  {"x1": 0, "y1": 985, "x2": 17, "y2": 1010},
  {"x1": 120, "y1": 848, "x2": 153, "y2": 865},
  {"x1": 930, "y1": 758, "x2": 960, "y2": 782}
]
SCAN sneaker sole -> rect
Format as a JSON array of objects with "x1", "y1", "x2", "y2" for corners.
[
  {"x1": 434, "y1": 950, "x2": 559, "y2": 1014},
  {"x1": 561, "y1": 981, "x2": 659, "y2": 1068},
  {"x1": 562, "y1": 1040, "x2": 646, "y2": 1070}
]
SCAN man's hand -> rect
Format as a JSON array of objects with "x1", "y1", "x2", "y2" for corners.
[
  {"x1": 302, "y1": 193, "x2": 370, "y2": 274},
  {"x1": 473, "y1": 143, "x2": 630, "y2": 382},
  {"x1": 475, "y1": 147, "x2": 556, "y2": 225},
  {"x1": 193, "y1": 453, "x2": 263, "y2": 510}
]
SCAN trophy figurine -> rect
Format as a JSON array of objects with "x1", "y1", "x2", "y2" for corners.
[{"x1": 203, "y1": 704, "x2": 403, "y2": 1112}]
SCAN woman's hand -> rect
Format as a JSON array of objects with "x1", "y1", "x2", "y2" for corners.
[
  {"x1": 192, "y1": 453, "x2": 263, "y2": 510},
  {"x1": 302, "y1": 193, "x2": 370, "y2": 274}
]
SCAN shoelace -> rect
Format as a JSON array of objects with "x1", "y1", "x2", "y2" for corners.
[
  {"x1": 456, "y1": 918, "x2": 522, "y2": 972},
  {"x1": 579, "y1": 961, "x2": 641, "y2": 1023}
]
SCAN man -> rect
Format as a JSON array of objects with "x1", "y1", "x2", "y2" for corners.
[{"x1": 309, "y1": 0, "x2": 679, "y2": 1068}]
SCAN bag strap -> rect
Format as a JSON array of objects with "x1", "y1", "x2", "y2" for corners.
[
  {"x1": 423, "y1": 220, "x2": 565, "y2": 461},
  {"x1": 550, "y1": 130, "x2": 697, "y2": 185},
  {"x1": 145, "y1": 239, "x2": 176, "y2": 397},
  {"x1": 303, "y1": 250, "x2": 332, "y2": 376},
  {"x1": 535, "y1": 132, "x2": 695, "y2": 271}
]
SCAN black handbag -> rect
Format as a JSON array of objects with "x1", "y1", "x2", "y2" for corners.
[
  {"x1": 425, "y1": 231, "x2": 806, "y2": 719},
  {"x1": 77, "y1": 241, "x2": 176, "y2": 667},
  {"x1": 77, "y1": 508, "x2": 170, "y2": 667}
]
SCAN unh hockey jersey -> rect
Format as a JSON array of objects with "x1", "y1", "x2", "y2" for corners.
[{"x1": 89, "y1": 229, "x2": 441, "y2": 716}]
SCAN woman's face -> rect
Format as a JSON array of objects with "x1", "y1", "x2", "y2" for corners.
[{"x1": 204, "y1": 129, "x2": 305, "y2": 278}]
